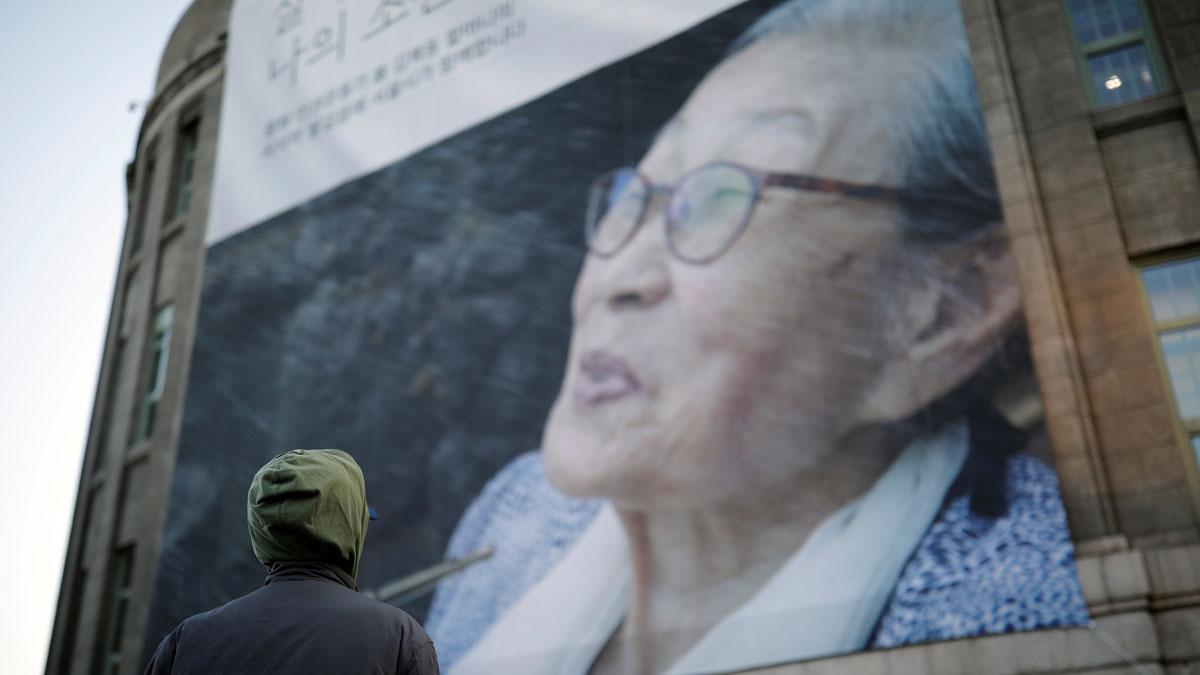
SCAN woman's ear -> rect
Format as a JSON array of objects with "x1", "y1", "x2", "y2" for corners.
[{"x1": 856, "y1": 227, "x2": 1022, "y2": 424}]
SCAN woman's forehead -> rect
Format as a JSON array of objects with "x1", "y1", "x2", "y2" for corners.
[
  {"x1": 693, "y1": 38, "x2": 888, "y2": 112},
  {"x1": 642, "y1": 38, "x2": 903, "y2": 183}
]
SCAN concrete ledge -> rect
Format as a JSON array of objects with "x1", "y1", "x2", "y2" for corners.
[
  {"x1": 1157, "y1": 606, "x2": 1200, "y2": 661},
  {"x1": 1092, "y1": 92, "x2": 1187, "y2": 139},
  {"x1": 1167, "y1": 661, "x2": 1200, "y2": 675},
  {"x1": 1146, "y1": 544, "x2": 1200, "y2": 599},
  {"x1": 1104, "y1": 551, "x2": 1152, "y2": 601},
  {"x1": 1077, "y1": 666, "x2": 1164, "y2": 675},
  {"x1": 744, "y1": 612, "x2": 1159, "y2": 674},
  {"x1": 1079, "y1": 547, "x2": 1152, "y2": 615}
]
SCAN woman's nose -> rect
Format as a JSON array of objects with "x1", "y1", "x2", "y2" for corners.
[
  {"x1": 606, "y1": 257, "x2": 670, "y2": 309},
  {"x1": 576, "y1": 213, "x2": 672, "y2": 316},
  {"x1": 602, "y1": 201, "x2": 672, "y2": 310}
]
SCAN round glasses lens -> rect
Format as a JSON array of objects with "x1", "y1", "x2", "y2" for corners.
[
  {"x1": 669, "y1": 164, "x2": 756, "y2": 262},
  {"x1": 586, "y1": 168, "x2": 646, "y2": 256}
]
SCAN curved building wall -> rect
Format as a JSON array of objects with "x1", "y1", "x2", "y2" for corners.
[
  {"x1": 44, "y1": 2, "x2": 228, "y2": 673},
  {"x1": 155, "y1": 0, "x2": 232, "y2": 96}
]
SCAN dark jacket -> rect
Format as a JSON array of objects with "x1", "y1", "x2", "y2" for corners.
[
  {"x1": 145, "y1": 562, "x2": 438, "y2": 674},
  {"x1": 145, "y1": 449, "x2": 439, "y2": 674}
]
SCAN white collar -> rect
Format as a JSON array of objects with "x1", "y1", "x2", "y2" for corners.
[{"x1": 452, "y1": 422, "x2": 968, "y2": 675}]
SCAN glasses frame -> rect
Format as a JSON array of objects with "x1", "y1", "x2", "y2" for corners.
[{"x1": 585, "y1": 160, "x2": 909, "y2": 265}]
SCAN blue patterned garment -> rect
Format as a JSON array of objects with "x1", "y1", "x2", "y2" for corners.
[
  {"x1": 425, "y1": 454, "x2": 601, "y2": 666},
  {"x1": 426, "y1": 452, "x2": 1088, "y2": 670},
  {"x1": 871, "y1": 453, "x2": 1088, "y2": 646}
]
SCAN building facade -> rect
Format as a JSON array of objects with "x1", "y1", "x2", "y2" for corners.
[
  {"x1": 47, "y1": 0, "x2": 1200, "y2": 673},
  {"x1": 44, "y1": 1, "x2": 230, "y2": 673}
]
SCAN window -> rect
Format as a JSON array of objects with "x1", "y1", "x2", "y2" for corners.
[
  {"x1": 94, "y1": 340, "x2": 125, "y2": 470},
  {"x1": 130, "y1": 152, "x2": 156, "y2": 253},
  {"x1": 56, "y1": 569, "x2": 85, "y2": 675},
  {"x1": 1064, "y1": 0, "x2": 1171, "y2": 107},
  {"x1": 56, "y1": 490, "x2": 99, "y2": 675},
  {"x1": 1141, "y1": 256, "x2": 1200, "y2": 472},
  {"x1": 171, "y1": 118, "x2": 200, "y2": 219},
  {"x1": 132, "y1": 306, "x2": 173, "y2": 444},
  {"x1": 98, "y1": 546, "x2": 135, "y2": 675}
]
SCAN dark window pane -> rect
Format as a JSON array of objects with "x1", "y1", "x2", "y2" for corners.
[
  {"x1": 1069, "y1": 0, "x2": 1099, "y2": 43},
  {"x1": 1094, "y1": 1, "x2": 1118, "y2": 40},
  {"x1": 1070, "y1": 0, "x2": 1099, "y2": 43},
  {"x1": 133, "y1": 307, "x2": 173, "y2": 444},
  {"x1": 1143, "y1": 267, "x2": 1175, "y2": 322},
  {"x1": 1161, "y1": 328, "x2": 1200, "y2": 420},
  {"x1": 100, "y1": 546, "x2": 135, "y2": 674},
  {"x1": 109, "y1": 598, "x2": 128, "y2": 650},
  {"x1": 94, "y1": 342, "x2": 125, "y2": 469},
  {"x1": 1089, "y1": 42, "x2": 1159, "y2": 106},
  {"x1": 131, "y1": 157, "x2": 155, "y2": 252},
  {"x1": 172, "y1": 120, "x2": 200, "y2": 219},
  {"x1": 146, "y1": 345, "x2": 164, "y2": 395},
  {"x1": 1143, "y1": 258, "x2": 1200, "y2": 323},
  {"x1": 1068, "y1": 0, "x2": 1145, "y2": 45},
  {"x1": 1115, "y1": 0, "x2": 1144, "y2": 33}
]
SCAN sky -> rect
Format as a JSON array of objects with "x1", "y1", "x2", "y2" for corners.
[{"x1": 0, "y1": 1, "x2": 195, "y2": 672}]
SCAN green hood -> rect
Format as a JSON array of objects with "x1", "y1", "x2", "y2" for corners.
[{"x1": 247, "y1": 449, "x2": 369, "y2": 581}]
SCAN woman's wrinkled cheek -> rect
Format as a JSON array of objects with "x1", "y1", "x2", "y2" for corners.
[{"x1": 675, "y1": 263, "x2": 786, "y2": 357}]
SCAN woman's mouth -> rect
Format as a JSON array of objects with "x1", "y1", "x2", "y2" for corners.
[{"x1": 574, "y1": 350, "x2": 642, "y2": 405}]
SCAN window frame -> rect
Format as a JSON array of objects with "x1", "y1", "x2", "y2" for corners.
[
  {"x1": 131, "y1": 305, "x2": 174, "y2": 446},
  {"x1": 1136, "y1": 249, "x2": 1200, "y2": 518},
  {"x1": 96, "y1": 545, "x2": 135, "y2": 675},
  {"x1": 93, "y1": 338, "x2": 126, "y2": 470},
  {"x1": 130, "y1": 143, "x2": 157, "y2": 254},
  {"x1": 1062, "y1": 0, "x2": 1173, "y2": 108},
  {"x1": 168, "y1": 115, "x2": 201, "y2": 222}
]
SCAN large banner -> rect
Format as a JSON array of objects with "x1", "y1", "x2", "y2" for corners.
[{"x1": 147, "y1": 0, "x2": 1089, "y2": 671}]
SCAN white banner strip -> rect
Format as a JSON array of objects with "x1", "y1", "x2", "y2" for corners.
[{"x1": 207, "y1": 0, "x2": 748, "y2": 244}]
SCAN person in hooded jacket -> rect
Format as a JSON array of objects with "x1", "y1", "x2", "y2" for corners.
[{"x1": 144, "y1": 448, "x2": 439, "y2": 675}]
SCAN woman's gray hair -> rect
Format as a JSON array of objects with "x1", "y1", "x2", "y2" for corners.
[
  {"x1": 733, "y1": 0, "x2": 1002, "y2": 244},
  {"x1": 734, "y1": 0, "x2": 1028, "y2": 437}
]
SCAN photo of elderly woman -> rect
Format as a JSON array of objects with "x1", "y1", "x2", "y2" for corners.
[
  {"x1": 425, "y1": 0, "x2": 1088, "y2": 672},
  {"x1": 142, "y1": 0, "x2": 1092, "y2": 670}
]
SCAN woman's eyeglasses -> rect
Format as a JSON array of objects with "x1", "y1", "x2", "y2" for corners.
[{"x1": 584, "y1": 161, "x2": 906, "y2": 264}]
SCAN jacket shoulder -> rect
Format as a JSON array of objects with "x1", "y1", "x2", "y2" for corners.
[
  {"x1": 162, "y1": 580, "x2": 433, "y2": 673},
  {"x1": 872, "y1": 454, "x2": 1088, "y2": 648},
  {"x1": 144, "y1": 622, "x2": 182, "y2": 674}
]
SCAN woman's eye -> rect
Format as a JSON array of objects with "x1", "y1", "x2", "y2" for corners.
[
  {"x1": 696, "y1": 187, "x2": 748, "y2": 218},
  {"x1": 612, "y1": 190, "x2": 643, "y2": 217},
  {"x1": 706, "y1": 187, "x2": 747, "y2": 205}
]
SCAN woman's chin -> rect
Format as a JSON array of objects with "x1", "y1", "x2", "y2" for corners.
[
  {"x1": 542, "y1": 397, "x2": 722, "y2": 509},
  {"x1": 542, "y1": 419, "x2": 605, "y2": 498},
  {"x1": 542, "y1": 404, "x2": 636, "y2": 499}
]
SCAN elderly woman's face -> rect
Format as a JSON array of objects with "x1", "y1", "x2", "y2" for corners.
[{"x1": 543, "y1": 37, "x2": 917, "y2": 509}]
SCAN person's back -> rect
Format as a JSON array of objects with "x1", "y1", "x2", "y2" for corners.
[{"x1": 145, "y1": 449, "x2": 439, "y2": 674}]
